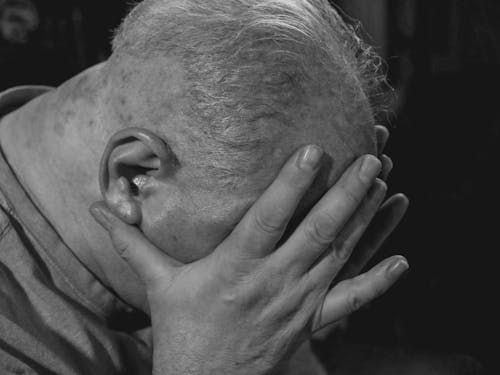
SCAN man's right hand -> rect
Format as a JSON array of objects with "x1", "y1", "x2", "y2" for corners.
[{"x1": 90, "y1": 146, "x2": 409, "y2": 375}]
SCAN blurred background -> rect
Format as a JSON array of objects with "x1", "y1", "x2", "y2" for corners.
[{"x1": 1, "y1": 0, "x2": 497, "y2": 374}]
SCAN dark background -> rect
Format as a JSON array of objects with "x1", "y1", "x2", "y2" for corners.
[{"x1": 1, "y1": 0, "x2": 497, "y2": 374}]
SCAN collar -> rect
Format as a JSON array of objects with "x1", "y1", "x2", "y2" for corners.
[{"x1": 0, "y1": 86, "x2": 137, "y2": 321}]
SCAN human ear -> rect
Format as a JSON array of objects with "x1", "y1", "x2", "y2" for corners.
[{"x1": 99, "y1": 127, "x2": 179, "y2": 225}]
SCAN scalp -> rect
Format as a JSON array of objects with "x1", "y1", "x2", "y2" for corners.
[{"x1": 106, "y1": 0, "x2": 387, "y2": 187}]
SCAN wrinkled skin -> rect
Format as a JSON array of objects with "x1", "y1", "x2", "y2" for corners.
[
  {"x1": 91, "y1": 147, "x2": 409, "y2": 375},
  {"x1": 0, "y1": 58, "x2": 409, "y2": 374}
]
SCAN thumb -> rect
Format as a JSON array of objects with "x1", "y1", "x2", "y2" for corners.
[{"x1": 89, "y1": 202, "x2": 181, "y2": 288}]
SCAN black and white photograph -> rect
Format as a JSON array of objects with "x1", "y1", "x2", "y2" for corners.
[{"x1": 0, "y1": 1, "x2": 496, "y2": 374}]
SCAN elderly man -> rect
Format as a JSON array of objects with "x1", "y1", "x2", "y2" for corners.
[{"x1": 0, "y1": 0, "x2": 409, "y2": 373}]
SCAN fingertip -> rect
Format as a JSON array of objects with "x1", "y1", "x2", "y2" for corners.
[
  {"x1": 383, "y1": 194, "x2": 410, "y2": 211},
  {"x1": 89, "y1": 202, "x2": 112, "y2": 230},
  {"x1": 375, "y1": 125, "x2": 390, "y2": 153},
  {"x1": 374, "y1": 178, "x2": 388, "y2": 192},
  {"x1": 393, "y1": 193, "x2": 409, "y2": 202},
  {"x1": 392, "y1": 254, "x2": 409, "y2": 264},
  {"x1": 375, "y1": 125, "x2": 389, "y2": 137},
  {"x1": 381, "y1": 154, "x2": 393, "y2": 170},
  {"x1": 359, "y1": 155, "x2": 382, "y2": 183},
  {"x1": 401, "y1": 194, "x2": 410, "y2": 206},
  {"x1": 381, "y1": 154, "x2": 393, "y2": 163},
  {"x1": 387, "y1": 255, "x2": 409, "y2": 278},
  {"x1": 393, "y1": 194, "x2": 410, "y2": 209},
  {"x1": 369, "y1": 178, "x2": 388, "y2": 202},
  {"x1": 297, "y1": 144, "x2": 324, "y2": 171},
  {"x1": 89, "y1": 201, "x2": 105, "y2": 214}
]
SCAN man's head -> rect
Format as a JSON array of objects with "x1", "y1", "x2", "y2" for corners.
[{"x1": 96, "y1": 0, "x2": 387, "y2": 262}]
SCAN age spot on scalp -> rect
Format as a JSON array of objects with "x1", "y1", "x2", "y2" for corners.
[{"x1": 116, "y1": 109, "x2": 135, "y2": 126}]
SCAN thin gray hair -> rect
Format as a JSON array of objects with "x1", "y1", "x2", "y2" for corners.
[{"x1": 111, "y1": 0, "x2": 388, "y2": 182}]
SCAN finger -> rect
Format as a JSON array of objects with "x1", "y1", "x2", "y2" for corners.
[
  {"x1": 375, "y1": 125, "x2": 390, "y2": 155},
  {"x1": 90, "y1": 202, "x2": 181, "y2": 288},
  {"x1": 380, "y1": 154, "x2": 393, "y2": 181},
  {"x1": 335, "y1": 194, "x2": 409, "y2": 282},
  {"x1": 306, "y1": 179, "x2": 387, "y2": 283},
  {"x1": 275, "y1": 155, "x2": 381, "y2": 273},
  {"x1": 313, "y1": 255, "x2": 409, "y2": 331},
  {"x1": 227, "y1": 145, "x2": 323, "y2": 258}
]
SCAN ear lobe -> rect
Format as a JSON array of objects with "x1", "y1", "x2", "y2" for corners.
[{"x1": 99, "y1": 127, "x2": 178, "y2": 225}]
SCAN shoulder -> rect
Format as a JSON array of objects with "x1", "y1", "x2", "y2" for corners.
[{"x1": 0, "y1": 86, "x2": 54, "y2": 117}]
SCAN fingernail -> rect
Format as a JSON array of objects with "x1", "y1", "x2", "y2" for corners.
[
  {"x1": 359, "y1": 155, "x2": 381, "y2": 183},
  {"x1": 298, "y1": 145, "x2": 323, "y2": 170},
  {"x1": 387, "y1": 258, "x2": 409, "y2": 278}
]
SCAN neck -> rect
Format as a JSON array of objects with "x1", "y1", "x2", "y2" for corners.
[{"x1": 0, "y1": 63, "x2": 148, "y2": 313}]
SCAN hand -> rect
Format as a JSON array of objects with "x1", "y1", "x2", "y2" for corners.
[
  {"x1": 312, "y1": 125, "x2": 409, "y2": 340},
  {"x1": 90, "y1": 147, "x2": 409, "y2": 375},
  {"x1": 335, "y1": 125, "x2": 409, "y2": 282}
]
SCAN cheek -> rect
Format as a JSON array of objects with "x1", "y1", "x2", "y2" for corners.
[
  {"x1": 139, "y1": 182, "x2": 257, "y2": 263},
  {"x1": 141, "y1": 206, "x2": 236, "y2": 263}
]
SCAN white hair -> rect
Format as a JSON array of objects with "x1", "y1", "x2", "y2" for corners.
[{"x1": 111, "y1": 0, "x2": 387, "y2": 182}]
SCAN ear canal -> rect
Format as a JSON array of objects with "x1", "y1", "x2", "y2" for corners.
[
  {"x1": 100, "y1": 128, "x2": 178, "y2": 200},
  {"x1": 105, "y1": 177, "x2": 143, "y2": 225},
  {"x1": 110, "y1": 142, "x2": 159, "y2": 183}
]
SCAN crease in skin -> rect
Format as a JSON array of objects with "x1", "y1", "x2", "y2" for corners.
[{"x1": 0, "y1": 13, "x2": 380, "y2": 314}]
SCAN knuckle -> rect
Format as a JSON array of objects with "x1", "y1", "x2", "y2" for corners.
[
  {"x1": 253, "y1": 207, "x2": 286, "y2": 235},
  {"x1": 306, "y1": 214, "x2": 337, "y2": 247},
  {"x1": 330, "y1": 241, "x2": 351, "y2": 262}
]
